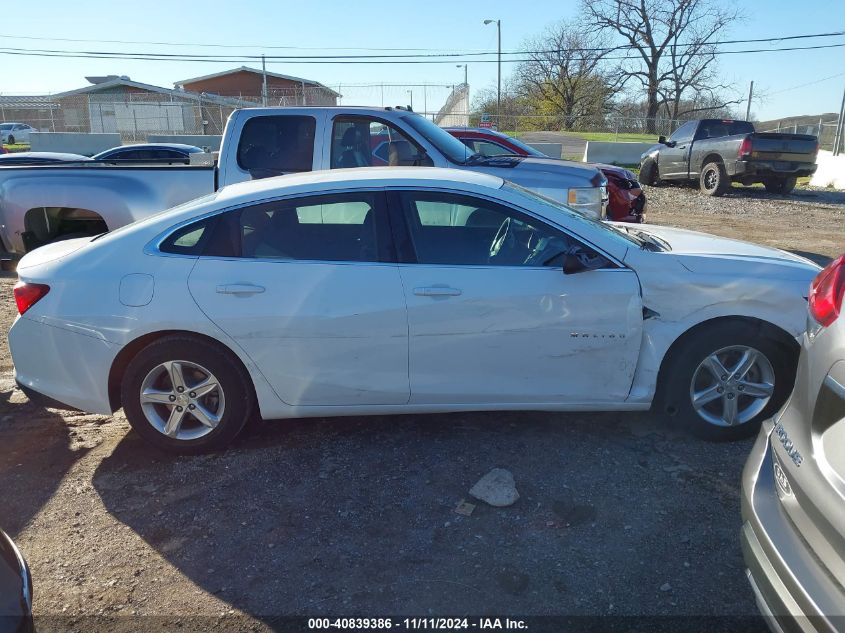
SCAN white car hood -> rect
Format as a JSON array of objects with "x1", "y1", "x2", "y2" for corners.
[{"x1": 625, "y1": 224, "x2": 818, "y2": 271}]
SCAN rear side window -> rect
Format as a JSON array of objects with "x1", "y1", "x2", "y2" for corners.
[
  {"x1": 159, "y1": 217, "x2": 217, "y2": 255},
  {"x1": 204, "y1": 192, "x2": 389, "y2": 263},
  {"x1": 696, "y1": 120, "x2": 755, "y2": 139},
  {"x1": 237, "y1": 115, "x2": 316, "y2": 178}
]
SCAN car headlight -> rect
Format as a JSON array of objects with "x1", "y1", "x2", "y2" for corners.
[{"x1": 567, "y1": 186, "x2": 602, "y2": 208}]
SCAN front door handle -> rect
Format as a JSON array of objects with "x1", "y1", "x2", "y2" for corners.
[
  {"x1": 216, "y1": 283, "x2": 266, "y2": 295},
  {"x1": 413, "y1": 286, "x2": 462, "y2": 297}
]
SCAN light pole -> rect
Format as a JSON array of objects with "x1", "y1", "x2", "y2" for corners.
[
  {"x1": 456, "y1": 64, "x2": 469, "y2": 125},
  {"x1": 407, "y1": 89, "x2": 413, "y2": 111},
  {"x1": 483, "y1": 18, "x2": 501, "y2": 127}
]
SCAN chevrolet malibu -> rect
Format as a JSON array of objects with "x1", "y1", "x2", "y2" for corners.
[{"x1": 9, "y1": 168, "x2": 819, "y2": 453}]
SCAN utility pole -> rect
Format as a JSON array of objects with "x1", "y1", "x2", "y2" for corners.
[
  {"x1": 834, "y1": 84, "x2": 845, "y2": 156},
  {"x1": 407, "y1": 89, "x2": 413, "y2": 111},
  {"x1": 745, "y1": 81, "x2": 754, "y2": 121},
  {"x1": 484, "y1": 19, "x2": 501, "y2": 127},
  {"x1": 261, "y1": 54, "x2": 268, "y2": 107}
]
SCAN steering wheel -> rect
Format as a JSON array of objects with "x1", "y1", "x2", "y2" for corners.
[{"x1": 488, "y1": 217, "x2": 513, "y2": 261}]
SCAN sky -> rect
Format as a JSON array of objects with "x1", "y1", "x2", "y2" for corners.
[{"x1": 0, "y1": 0, "x2": 843, "y2": 121}]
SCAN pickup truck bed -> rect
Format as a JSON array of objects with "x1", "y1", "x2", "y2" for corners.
[{"x1": 0, "y1": 164, "x2": 215, "y2": 253}]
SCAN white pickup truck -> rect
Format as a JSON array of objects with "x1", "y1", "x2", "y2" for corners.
[{"x1": 0, "y1": 106, "x2": 606, "y2": 255}]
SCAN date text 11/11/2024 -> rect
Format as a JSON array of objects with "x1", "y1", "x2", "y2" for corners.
[{"x1": 307, "y1": 618, "x2": 528, "y2": 630}]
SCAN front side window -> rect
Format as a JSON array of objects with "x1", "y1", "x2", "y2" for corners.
[
  {"x1": 669, "y1": 121, "x2": 696, "y2": 144},
  {"x1": 237, "y1": 115, "x2": 316, "y2": 178},
  {"x1": 205, "y1": 192, "x2": 387, "y2": 263},
  {"x1": 331, "y1": 117, "x2": 432, "y2": 169},
  {"x1": 398, "y1": 191, "x2": 590, "y2": 267}
]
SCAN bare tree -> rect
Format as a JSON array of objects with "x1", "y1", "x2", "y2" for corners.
[
  {"x1": 514, "y1": 21, "x2": 621, "y2": 130},
  {"x1": 582, "y1": 0, "x2": 741, "y2": 132}
]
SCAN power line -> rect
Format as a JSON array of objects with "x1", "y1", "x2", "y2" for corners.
[
  {"x1": 0, "y1": 29, "x2": 843, "y2": 59},
  {"x1": 768, "y1": 71, "x2": 845, "y2": 96},
  {"x1": 1, "y1": 41, "x2": 844, "y2": 64}
]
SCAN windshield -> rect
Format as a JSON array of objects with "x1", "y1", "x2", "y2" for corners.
[
  {"x1": 504, "y1": 182, "x2": 643, "y2": 249},
  {"x1": 402, "y1": 114, "x2": 476, "y2": 164},
  {"x1": 0, "y1": 124, "x2": 14, "y2": 130}
]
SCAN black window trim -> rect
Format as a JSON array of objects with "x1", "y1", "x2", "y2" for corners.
[{"x1": 385, "y1": 186, "x2": 623, "y2": 270}]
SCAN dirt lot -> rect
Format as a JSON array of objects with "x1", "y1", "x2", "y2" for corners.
[{"x1": 1, "y1": 184, "x2": 843, "y2": 631}]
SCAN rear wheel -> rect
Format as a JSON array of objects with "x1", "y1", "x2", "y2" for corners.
[
  {"x1": 763, "y1": 177, "x2": 797, "y2": 194},
  {"x1": 658, "y1": 321, "x2": 797, "y2": 441},
  {"x1": 7, "y1": 135, "x2": 15, "y2": 145},
  {"x1": 699, "y1": 161, "x2": 729, "y2": 196},
  {"x1": 121, "y1": 335, "x2": 256, "y2": 453}
]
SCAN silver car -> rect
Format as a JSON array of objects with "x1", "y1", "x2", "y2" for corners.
[{"x1": 742, "y1": 252, "x2": 845, "y2": 632}]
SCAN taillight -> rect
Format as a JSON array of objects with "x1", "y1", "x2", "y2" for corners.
[
  {"x1": 809, "y1": 254, "x2": 845, "y2": 327},
  {"x1": 738, "y1": 137, "x2": 752, "y2": 158},
  {"x1": 13, "y1": 281, "x2": 50, "y2": 316}
]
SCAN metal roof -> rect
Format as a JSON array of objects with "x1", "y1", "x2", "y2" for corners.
[{"x1": 174, "y1": 66, "x2": 340, "y2": 97}]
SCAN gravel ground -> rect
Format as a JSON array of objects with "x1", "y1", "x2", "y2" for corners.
[{"x1": 1, "y1": 184, "x2": 843, "y2": 631}]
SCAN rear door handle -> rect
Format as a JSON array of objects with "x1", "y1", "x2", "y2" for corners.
[
  {"x1": 413, "y1": 286, "x2": 462, "y2": 297},
  {"x1": 216, "y1": 283, "x2": 266, "y2": 295}
]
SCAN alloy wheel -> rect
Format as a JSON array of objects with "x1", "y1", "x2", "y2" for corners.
[
  {"x1": 139, "y1": 360, "x2": 225, "y2": 441},
  {"x1": 689, "y1": 345, "x2": 775, "y2": 427}
]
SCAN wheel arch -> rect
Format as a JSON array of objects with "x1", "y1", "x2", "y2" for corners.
[
  {"x1": 108, "y1": 330, "x2": 258, "y2": 412},
  {"x1": 652, "y1": 315, "x2": 799, "y2": 414},
  {"x1": 699, "y1": 153, "x2": 725, "y2": 171}
]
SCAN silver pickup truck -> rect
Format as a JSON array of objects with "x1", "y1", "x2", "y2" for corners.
[{"x1": 0, "y1": 106, "x2": 606, "y2": 255}]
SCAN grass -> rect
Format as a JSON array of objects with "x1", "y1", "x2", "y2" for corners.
[
  {"x1": 1, "y1": 144, "x2": 31, "y2": 153},
  {"x1": 573, "y1": 131, "x2": 659, "y2": 143}
]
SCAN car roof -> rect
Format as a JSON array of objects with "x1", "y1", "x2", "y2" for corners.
[
  {"x1": 97, "y1": 143, "x2": 203, "y2": 154},
  {"x1": 0, "y1": 152, "x2": 91, "y2": 161},
  {"x1": 216, "y1": 167, "x2": 504, "y2": 204}
]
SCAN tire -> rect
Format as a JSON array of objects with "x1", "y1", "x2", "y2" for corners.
[
  {"x1": 639, "y1": 159, "x2": 658, "y2": 186},
  {"x1": 7, "y1": 135, "x2": 14, "y2": 145},
  {"x1": 658, "y1": 321, "x2": 797, "y2": 441},
  {"x1": 120, "y1": 335, "x2": 256, "y2": 454},
  {"x1": 763, "y1": 177, "x2": 797, "y2": 195},
  {"x1": 699, "y1": 161, "x2": 729, "y2": 196}
]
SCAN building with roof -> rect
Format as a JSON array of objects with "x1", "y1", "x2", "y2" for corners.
[{"x1": 175, "y1": 67, "x2": 340, "y2": 105}]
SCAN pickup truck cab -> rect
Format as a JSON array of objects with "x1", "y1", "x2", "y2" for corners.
[
  {"x1": 0, "y1": 106, "x2": 606, "y2": 255},
  {"x1": 639, "y1": 119, "x2": 818, "y2": 196}
]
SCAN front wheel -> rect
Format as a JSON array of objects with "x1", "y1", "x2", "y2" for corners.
[
  {"x1": 639, "y1": 159, "x2": 658, "y2": 186},
  {"x1": 659, "y1": 321, "x2": 797, "y2": 441},
  {"x1": 121, "y1": 335, "x2": 256, "y2": 453},
  {"x1": 6, "y1": 135, "x2": 14, "y2": 145}
]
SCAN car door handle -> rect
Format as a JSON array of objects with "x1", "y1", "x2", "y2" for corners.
[
  {"x1": 215, "y1": 283, "x2": 266, "y2": 295},
  {"x1": 678, "y1": 145, "x2": 687, "y2": 150},
  {"x1": 413, "y1": 286, "x2": 462, "y2": 297}
]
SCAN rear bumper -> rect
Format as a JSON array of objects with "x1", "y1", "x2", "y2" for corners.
[
  {"x1": 9, "y1": 315, "x2": 116, "y2": 414},
  {"x1": 731, "y1": 160, "x2": 818, "y2": 179},
  {"x1": 741, "y1": 424, "x2": 845, "y2": 633}
]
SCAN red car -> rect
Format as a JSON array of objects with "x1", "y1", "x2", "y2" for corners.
[{"x1": 446, "y1": 128, "x2": 646, "y2": 223}]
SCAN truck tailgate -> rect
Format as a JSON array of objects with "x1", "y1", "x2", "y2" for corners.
[{"x1": 750, "y1": 133, "x2": 818, "y2": 162}]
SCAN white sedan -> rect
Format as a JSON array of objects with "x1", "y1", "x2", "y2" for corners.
[
  {"x1": 0, "y1": 123, "x2": 36, "y2": 145},
  {"x1": 9, "y1": 168, "x2": 819, "y2": 453}
]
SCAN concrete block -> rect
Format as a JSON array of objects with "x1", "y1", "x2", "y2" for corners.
[
  {"x1": 810, "y1": 150, "x2": 845, "y2": 190},
  {"x1": 526, "y1": 143, "x2": 563, "y2": 159},
  {"x1": 29, "y1": 132, "x2": 122, "y2": 156},
  {"x1": 583, "y1": 141, "x2": 655, "y2": 166}
]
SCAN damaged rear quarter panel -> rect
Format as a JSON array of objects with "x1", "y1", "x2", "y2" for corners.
[{"x1": 623, "y1": 250, "x2": 814, "y2": 403}]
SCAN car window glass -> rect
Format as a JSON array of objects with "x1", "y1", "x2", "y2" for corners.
[
  {"x1": 400, "y1": 191, "x2": 587, "y2": 267},
  {"x1": 331, "y1": 117, "x2": 432, "y2": 169},
  {"x1": 471, "y1": 140, "x2": 513, "y2": 157},
  {"x1": 217, "y1": 192, "x2": 382, "y2": 262},
  {"x1": 237, "y1": 115, "x2": 316, "y2": 178},
  {"x1": 669, "y1": 121, "x2": 696, "y2": 143},
  {"x1": 160, "y1": 217, "x2": 216, "y2": 255}
]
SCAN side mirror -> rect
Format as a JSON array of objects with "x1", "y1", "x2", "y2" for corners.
[
  {"x1": 563, "y1": 254, "x2": 588, "y2": 275},
  {"x1": 658, "y1": 135, "x2": 667, "y2": 145}
]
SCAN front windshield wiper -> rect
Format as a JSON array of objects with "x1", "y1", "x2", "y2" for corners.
[{"x1": 626, "y1": 228, "x2": 669, "y2": 252}]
